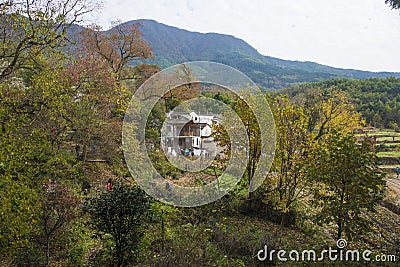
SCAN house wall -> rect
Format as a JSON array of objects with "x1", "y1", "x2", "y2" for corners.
[{"x1": 162, "y1": 111, "x2": 220, "y2": 157}]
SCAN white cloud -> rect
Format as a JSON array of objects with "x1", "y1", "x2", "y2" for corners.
[{"x1": 93, "y1": 0, "x2": 400, "y2": 72}]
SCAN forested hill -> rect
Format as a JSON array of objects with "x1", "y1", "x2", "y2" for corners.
[
  {"x1": 118, "y1": 19, "x2": 400, "y2": 89},
  {"x1": 281, "y1": 77, "x2": 400, "y2": 128}
]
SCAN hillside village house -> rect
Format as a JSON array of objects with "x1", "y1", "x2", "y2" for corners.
[{"x1": 162, "y1": 111, "x2": 220, "y2": 158}]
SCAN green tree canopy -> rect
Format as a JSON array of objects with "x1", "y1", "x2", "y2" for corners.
[
  {"x1": 308, "y1": 131, "x2": 386, "y2": 240},
  {"x1": 86, "y1": 183, "x2": 153, "y2": 267}
]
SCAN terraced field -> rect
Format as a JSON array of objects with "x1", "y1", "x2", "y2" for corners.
[{"x1": 357, "y1": 128, "x2": 400, "y2": 175}]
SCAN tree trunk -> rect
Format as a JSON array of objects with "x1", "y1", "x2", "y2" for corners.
[
  {"x1": 248, "y1": 167, "x2": 254, "y2": 210},
  {"x1": 82, "y1": 143, "x2": 87, "y2": 162},
  {"x1": 248, "y1": 191, "x2": 254, "y2": 210},
  {"x1": 161, "y1": 210, "x2": 165, "y2": 252},
  {"x1": 116, "y1": 238, "x2": 123, "y2": 267},
  {"x1": 46, "y1": 236, "x2": 50, "y2": 267},
  {"x1": 337, "y1": 219, "x2": 343, "y2": 240},
  {"x1": 337, "y1": 187, "x2": 345, "y2": 240}
]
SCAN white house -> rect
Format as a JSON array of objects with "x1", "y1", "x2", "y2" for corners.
[{"x1": 162, "y1": 111, "x2": 220, "y2": 157}]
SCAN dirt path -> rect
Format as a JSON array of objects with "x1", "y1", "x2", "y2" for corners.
[{"x1": 386, "y1": 178, "x2": 400, "y2": 196}]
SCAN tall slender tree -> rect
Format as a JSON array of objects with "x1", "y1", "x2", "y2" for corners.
[
  {"x1": 87, "y1": 183, "x2": 152, "y2": 267},
  {"x1": 309, "y1": 131, "x2": 386, "y2": 240}
]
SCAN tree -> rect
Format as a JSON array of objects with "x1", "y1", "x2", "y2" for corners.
[
  {"x1": 62, "y1": 53, "x2": 127, "y2": 163},
  {"x1": 284, "y1": 78, "x2": 400, "y2": 129},
  {"x1": 0, "y1": 56, "x2": 86, "y2": 263},
  {"x1": 41, "y1": 182, "x2": 80, "y2": 266},
  {"x1": 0, "y1": 1, "x2": 156, "y2": 265},
  {"x1": 308, "y1": 131, "x2": 386, "y2": 240},
  {"x1": 213, "y1": 90, "x2": 273, "y2": 210},
  {"x1": 299, "y1": 88, "x2": 363, "y2": 140},
  {"x1": 386, "y1": 0, "x2": 400, "y2": 9},
  {"x1": 264, "y1": 95, "x2": 314, "y2": 225},
  {"x1": 212, "y1": 94, "x2": 256, "y2": 207},
  {"x1": 0, "y1": 172, "x2": 40, "y2": 259},
  {"x1": 0, "y1": 0, "x2": 96, "y2": 79},
  {"x1": 133, "y1": 63, "x2": 161, "y2": 89},
  {"x1": 372, "y1": 113, "x2": 383, "y2": 128},
  {"x1": 80, "y1": 21, "x2": 153, "y2": 81},
  {"x1": 262, "y1": 89, "x2": 366, "y2": 226},
  {"x1": 87, "y1": 183, "x2": 152, "y2": 267},
  {"x1": 389, "y1": 121, "x2": 399, "y2": 132},
  {"x1": 68, "y1": 21, "x2": 157, "y2": 164}
]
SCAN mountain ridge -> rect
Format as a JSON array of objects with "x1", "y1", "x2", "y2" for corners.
[
  {"x1": 126, "y1": 19, "x2": 400, "y2": 89},
  {"x1": 83, "y1": 19, "x2": 400, "y2": 89}
]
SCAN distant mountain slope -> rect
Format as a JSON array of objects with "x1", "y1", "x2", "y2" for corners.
[
  {"x1": 126, "y1": 19, "x2": 399, "y2": 89},
  {"x1": 67, "y1": 19, "x2": 399, "y2": 89}
]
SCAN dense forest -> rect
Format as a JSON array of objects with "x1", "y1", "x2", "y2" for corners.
[
  {"x1": 0, "y1": 1, "x2": 399, "y2": 266},
  {"x1": 282, "y1": 77, "x2": 400, "y2": 130}
]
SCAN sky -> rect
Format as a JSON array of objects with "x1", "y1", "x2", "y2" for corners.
[{"x1": 88, "y1": 0, "x2": 400, "y2": 72}]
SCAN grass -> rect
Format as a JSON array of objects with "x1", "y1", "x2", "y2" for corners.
[
  {"x1": 356, "y1": 129, "x2": 399, "y2": 138},
  {"x1": 364, "y1": 129, "x2": 398, "y2": 135},
  {"x1": 377, "y1": 151, "x2": 400, "y2": 157},
  {"x1": 379, "y1": 142, "x2": 399, "y2": 146},
  {"x1": 376, "y1": 136, "x2": 400, "y2": 142},
  {"x1": 374, "y1": 131, "x2": 398, "y2": 135},
  {"x1": 379, "y1": 165, "x2": 400, "y2": 169}
]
